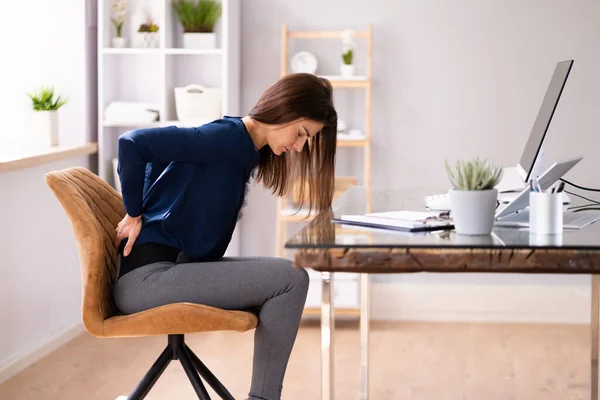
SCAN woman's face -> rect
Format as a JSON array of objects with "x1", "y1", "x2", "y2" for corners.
[{"x1": 267, "y1": 118, "x2": 324, "y2": 156}]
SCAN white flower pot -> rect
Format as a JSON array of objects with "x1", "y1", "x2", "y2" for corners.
[
  {"x1": 183, "y1": 33, "x2": 216, "y2": 49},
  {"x1": 449, "y1": 188, "x2": 498, "y2": 235},
  {"x1": 134, "y1": 32, "x2": 159, "y2": 48},
  {"x1": 112, "y1": 37, "x2": 127, "y2": 48},
  {"x1": 25, "y1": 110, "x2": 59, "y2": 147},
  {"x1": 340, "y1": 64, "x2": 354, "y2": 77}
]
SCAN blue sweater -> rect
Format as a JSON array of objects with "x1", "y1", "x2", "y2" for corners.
[{"x1": 117, "y1": 116, "x2": 259, "y2": 261}]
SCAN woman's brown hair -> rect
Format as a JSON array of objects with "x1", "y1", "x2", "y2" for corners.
[{"x1": 249, "y1": 73, "x2": 338, "y2": 214}]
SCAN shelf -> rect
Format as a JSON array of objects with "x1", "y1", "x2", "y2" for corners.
[
  {"x1": 165, "y1": 48, "x2": 223, "y2": 55},
  {"x1": 337, "y1": 135, "x2": 367, "y2": 147},
  {"x1": 302, "y1": 307, "x2": 360, "y2": 316},
  {"x1": 320, "y1": 75, "x2": 369, "y2": 88},
  {"x1": 103, "y1": 48, "x2": 161, "y2": 55},
  {"x1": 320, "y1": 75, "x2": 367, "y2": 81},
  {"x1": 279, "y1": 207, "x2": 316, "y2": 222},
  {"x1": 102, "y1": 48, "x2": 223, "y2": 56},
  {"x1": 102, "y1": 119, "x2": 213, "y2": 128},
  {"x1": 288, "y1": 30, "x2": 370, "y2": 40},
  {"x1": 0, "y1": 143, "x2": 98, "y2": 173}
]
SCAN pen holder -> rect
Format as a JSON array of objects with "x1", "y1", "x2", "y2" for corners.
[{"x1": 529, "y1": 191, "x2": 563, "y2": 234}]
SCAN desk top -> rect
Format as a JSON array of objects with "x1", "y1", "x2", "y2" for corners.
[{"x1": 286, "y1": 187, "x2": 600, "y2": 274}]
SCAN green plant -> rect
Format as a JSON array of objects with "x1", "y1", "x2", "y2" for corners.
[
  {"x1": 445, "y1": 157, "x2": 503, "y2": 190},
  {"x1": 138, "y1": 18, "x2": 159, "y2": 33},
  {"x1": 342, "y1": 49, "x2": 353, "y2": 65},
  {"x1": 172, "y1": 0, "x2": 222, "y2": 33},
  {"x1": 27, "y1": 86, "x2": 67, "y2": 111}
]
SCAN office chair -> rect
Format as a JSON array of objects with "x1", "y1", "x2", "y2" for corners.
[{"x1": 45, "y1": 167, "x2": 258, "y2": 400}]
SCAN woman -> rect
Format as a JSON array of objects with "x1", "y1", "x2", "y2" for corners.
[{"x1": 113, "y1": 72, "x2": 337, "y2": 400}]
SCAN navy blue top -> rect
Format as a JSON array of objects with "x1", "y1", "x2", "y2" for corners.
[{"x1": 117, "y1": 116, "x2": 259, "y2": 261}]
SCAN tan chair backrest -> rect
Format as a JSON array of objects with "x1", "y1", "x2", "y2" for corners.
[{"x1": 46, "y1": 167, "x2": 125, "y2": 336}]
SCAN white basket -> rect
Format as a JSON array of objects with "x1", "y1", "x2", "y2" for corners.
[{"x1": 174, "y1": 84, "x2": 222, "y2": 124}]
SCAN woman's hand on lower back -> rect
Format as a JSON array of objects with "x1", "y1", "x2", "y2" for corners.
[{"x1": 116, "y1": 214, "x2": 142, "y2": 256}]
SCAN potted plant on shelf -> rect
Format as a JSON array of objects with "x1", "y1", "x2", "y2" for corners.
[
  {"x1": 26, "y1": 86, "x2": 68, "y2": 147},
  {"x1": 341, "y1": 29, "x2": 355, "y2": 77},
  {"x1": 136, "y1": 18, "x2": 160, "y2": 48},
  {"x1": 111, "y1": 0, "x2": 127, "y2": 48},
  {"x1": 445, "y1": 157, "x2": 503, "y2": 235},
  {"x1": 172, "y1": 0, "x2": 222, "y2": 49}
]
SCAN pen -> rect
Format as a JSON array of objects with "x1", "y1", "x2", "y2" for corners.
[{"x1": 534, "y1": 178, "x2": 542, "y2": 193}]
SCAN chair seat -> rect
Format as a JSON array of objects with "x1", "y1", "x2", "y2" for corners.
[{"x1": 100, "y1": 302, "x2": 258, "y2": 338}]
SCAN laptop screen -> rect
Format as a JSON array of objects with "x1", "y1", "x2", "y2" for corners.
[{"x1": 518, "y1": 60, "x2": 573, "y2": 183}]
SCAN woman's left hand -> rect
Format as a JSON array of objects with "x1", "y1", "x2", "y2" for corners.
[{"x1": 115, "y1": 214, "x2": 142, "y2": 256}]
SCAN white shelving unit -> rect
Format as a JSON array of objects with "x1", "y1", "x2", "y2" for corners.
[
  {"x1": 97, "y1": 0, "x2": 240, "y2": 184},
  {"x1": 97, "y1": 0, "x2": 241, "y2": 254}
]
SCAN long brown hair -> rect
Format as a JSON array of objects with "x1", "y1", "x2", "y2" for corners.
[{"x1": 249, "y1": 73, "x2": 338, "y2": 214}]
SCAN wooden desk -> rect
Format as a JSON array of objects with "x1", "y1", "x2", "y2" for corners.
[{"x1": 286, "y1": 187, "x2": 600, "y2": 400}]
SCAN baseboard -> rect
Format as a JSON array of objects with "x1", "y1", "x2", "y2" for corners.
[
  {"x1": 0, "y1": 321, "x2": 85, "y2": 385},
  {"x1": 370, "y1": 281, "x2": 591, "y2": 324}
]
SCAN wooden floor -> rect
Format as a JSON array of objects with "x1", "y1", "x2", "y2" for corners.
[{"x1": 0, "y1": 320, "x2": 591, "y2": 399}]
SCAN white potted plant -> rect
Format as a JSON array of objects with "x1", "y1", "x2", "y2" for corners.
[
  {"x1": 341, "y1": 29, "x2": 355, "y2": 77},
  {"x1": 26, "y1": 86, "x2": 68, "y2": 147},
  {"x1": 135, "y1": 18, "x2": 160, "y2": 48},
  {"x1": 111, "y1": 0, "x2": 127, "y2": 48},
  {"x1": 445, "y1": 157, "x2": 503, "y2": 235},
  {"x1": 172, "y1": 0, "x2": 222, "y2": 49}
]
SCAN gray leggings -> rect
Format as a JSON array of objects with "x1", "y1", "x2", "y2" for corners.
[{"x1": 113, "y1": 257, "x2": 309, "y2": 400}]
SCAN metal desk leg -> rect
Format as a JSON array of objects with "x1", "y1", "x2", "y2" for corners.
[
  {"x1": 321, "y1": 272, "x2": 335, "y2": 400},
  {"x1": 592, "y1": 275, "x2": 599, "y2": 399},
  {"x1": 360, "y1": 273, "x2": 370, "y2": 400}
]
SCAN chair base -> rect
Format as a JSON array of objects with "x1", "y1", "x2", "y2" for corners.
[{"x1": 123, "y1": 334, "x2": 235, "y2": 400}]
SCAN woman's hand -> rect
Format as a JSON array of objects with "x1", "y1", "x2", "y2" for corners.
[{"x1": 115, "y1": 214, "x2": 142, "y2": 256}]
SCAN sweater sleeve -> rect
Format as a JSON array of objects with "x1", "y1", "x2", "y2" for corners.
[{"x1": 117, "y1": 123, "x2": 238, "y2": 217}]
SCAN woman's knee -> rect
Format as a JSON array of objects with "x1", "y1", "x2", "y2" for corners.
[
  {"x1": 292, "y1": 265, "x2": 309, "y2": 292},
  {"x1": 270, "y1": 257, "x2": 309, "y2": 293}
]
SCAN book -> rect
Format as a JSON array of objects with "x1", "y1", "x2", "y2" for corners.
[{"x1": 333, "y1": 210, "x2": 454, "y2": 232}]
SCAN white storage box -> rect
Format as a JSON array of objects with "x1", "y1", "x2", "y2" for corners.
[{"x1": 174, "y1": 84, "x2": 222, "y2": 125}]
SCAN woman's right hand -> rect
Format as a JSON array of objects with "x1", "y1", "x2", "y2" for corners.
[{"x1": 115, "y1": 214, "x2": 142, "y2": 256}]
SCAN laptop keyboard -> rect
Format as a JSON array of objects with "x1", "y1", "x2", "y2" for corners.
[{"x1": 497, "y1": 210, "x2": 600, "y2": 228}]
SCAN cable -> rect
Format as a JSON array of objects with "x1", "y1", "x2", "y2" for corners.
[
  {"x1": 569, "y1": 202, "x2": 600, "y2": 210},
  {"x1": 560, "y1": 178, "x2": 600, "y2": 193},
  {"x1": 564, "y1": 190, "x2": 600, "y2": 206},
  {"x1": 567, "y1": 203, "x2": 598, "y2": 210},
  {"x1": 572, "y1": 207, "x2": 600, "y2": 213}
]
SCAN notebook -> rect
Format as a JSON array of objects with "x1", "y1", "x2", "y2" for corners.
[{"x1": 333, "y1": 210, "x2": 454, "y2": 232}]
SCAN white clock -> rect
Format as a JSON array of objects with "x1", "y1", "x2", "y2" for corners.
[{"x1": 291, "y1": 51, "x2": 318, "y2": 74}]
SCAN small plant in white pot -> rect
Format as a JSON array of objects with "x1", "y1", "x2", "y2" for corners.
[
  {"x1": 26, "y1": 86, "x2": 67, "y2": 147},
  {"x1": 340, "y1": 29, "x2": 355, "y2": 77},
  {"x1": 111, "y1": 0, "x2": 128, "y2": 48},
  {"x1": 136, "y1": 19, "x2": 160, "y2": 48},
  {"x1": 445, "y1": 157, "x2": 503, "y2": 235},
  {"x1": 172, "y1": 0, "x2": 222, "y2": 49}
]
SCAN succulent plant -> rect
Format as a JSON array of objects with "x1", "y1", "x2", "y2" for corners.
[
  {"x1": 138, "y1": 19, "x2": 159, "y2": 33},
  {"x1": 342, "y1": 49, "x2": 353, "y2": 65},
  {"x1": 445, "y1": 157, "x2": 503, "y2": 190}
]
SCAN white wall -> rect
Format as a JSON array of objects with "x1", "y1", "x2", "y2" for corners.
[
  {"x1": 239, "y1": 0, "x2": 600, "y2": 322},
  {"x1": 0, "y1": 0, "x2": 95, "y2": 382}
]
